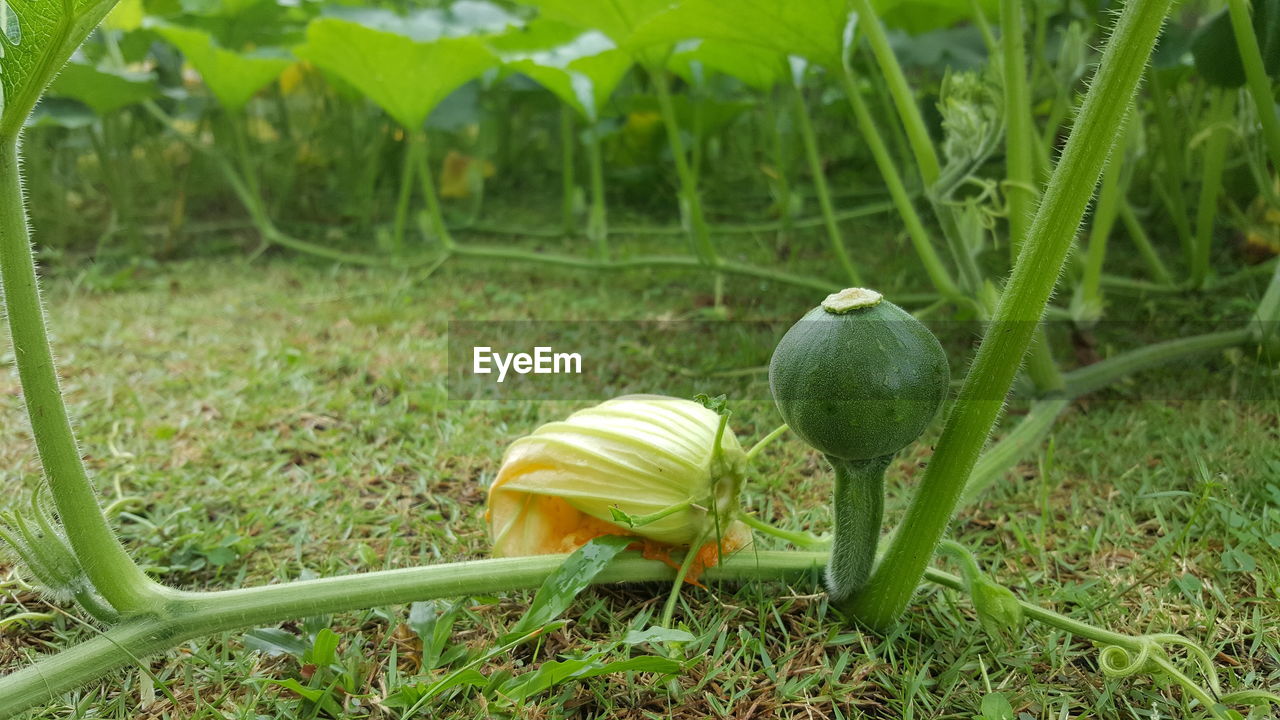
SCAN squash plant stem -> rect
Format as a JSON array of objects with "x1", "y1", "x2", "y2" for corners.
[
  {"x1": 825, "y1": 455, "x2": 892, "y2": 605},
  {"x1": 843, "y1": 0, "x2": 1176, "y2": 631},
  {"x1": 0, "y1": 140, "x2": 162, "y2": 614},
  {"x1": 837, "y1": 67, "x2": 961, "y2": 300},
  {"x1": 1001, "y1": 0, "x2": 1035, "y2": 258},
  {"x1": 559, "y1": 104, "x2": 576, "y2": 236},
  {"x1": 1229, "y1": 0, "x2": 1280, "y2": 173},
  {"x1": 1191, "y1": 88, "x2": 1235, "y2": 289},
  {"x1": 391, "y1": 129, "x2": 422, "y2": 252},
  {"x1": 789, "y1": 73, "x2": 861, "y2": 285},
  {"x1": 650, "y1": 64, "x2": 717, "y2": 268},
  {"x1": 413, "y1": 132, "x2": 455, "y2": 249},
  {"x1": 0, "y1": 552, "x2": 825, "y2": 716},
  {"x1": 585, "y1": 123, "x2": 609, "y2": 260}
]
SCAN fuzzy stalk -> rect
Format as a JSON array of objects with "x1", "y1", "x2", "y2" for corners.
[
  {"x1": 825, "y1": 455, "x2": 892, "y2": 606},
  {"x1": 843, "y1": 0, "x2": 1175, "y2": 631},
  {"x1": 0, "y1": 140, "x2": 161, "y2": 613},
  {"x1": 0, "y1": 552, "x2": 825, "y2": 716}
]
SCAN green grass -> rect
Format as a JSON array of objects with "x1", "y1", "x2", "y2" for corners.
[{"x1": 1, "y1": 249, "x2": 1277, "y2": 718}]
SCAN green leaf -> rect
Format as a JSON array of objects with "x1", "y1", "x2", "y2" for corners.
[
  {"x1": 150, "y1": 23, "x2": 291, "y2": 111},
  {"x1": 307, "y1": 627, "x2": 339, "y2": 667},
  {"x1": 622, "y1": 626, "x2": 696, "y2": 645},
  {"x1": 406, "y1": 600, "x2": 464, "y2": 672},
  {"x1": 323, "y1": 2, "x2": 520, "y2": 43},
  {"x1": 875, "y1": 0, "x2": 997, "y2": 35},
  {"x1": 494, "y1": 20, "x2": 632, "y2": 121},
  {"x1": 502, "y1": 535, "x2": 633, "y2": 643},
  {"x1": 1, "y1": 0, "x2": 122, "y2": 135},
  {"x1": 667, "y1": 39, "x2": 784, "y2": 92},
  {"x1": 625, "y1": 0, "x2": 851, "y2": 68},
  {"x1": 243, "y1": 628, "x2": 310, "y2": 658},
  {"x1": 498, "y1": 655, "x2": 681, "y2": 701},
  {"x1": 293, "y1": 17, "x2": 497, "y2": 129},
  {"x1": 48, "y1": 60, "x2": 157, "y2": 115},
  {"x1": 525, "y1": 0, "x2": 671, "y2": 48},
  {"x1": 978, "y1": 691, "x2": 1015, "y2": 720},
  {"x1": 1191, "y1": 0, "x2": 1280, "y2": 88}
]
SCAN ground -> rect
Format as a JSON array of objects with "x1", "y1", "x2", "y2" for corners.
[{"x1": 0, "y1": 243, "x2": 1277, "y2": 719}]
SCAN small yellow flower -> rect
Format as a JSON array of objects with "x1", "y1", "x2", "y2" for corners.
[{"x1": 487, "y1": 395, "x2": 750, "y2": 570}]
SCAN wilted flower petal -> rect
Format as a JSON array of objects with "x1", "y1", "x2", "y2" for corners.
[{"x1": 487, "y1": 395, "x2": 750, "y2": 564}]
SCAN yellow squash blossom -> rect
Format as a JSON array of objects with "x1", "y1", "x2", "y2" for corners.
[{"x1": 487, "y1": 395, "x2": 750, "y2": 572}]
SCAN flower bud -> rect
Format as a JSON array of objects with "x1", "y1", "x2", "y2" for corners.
[{"x1": 487, "y1": 395, "x2": 749, "y2": 561}]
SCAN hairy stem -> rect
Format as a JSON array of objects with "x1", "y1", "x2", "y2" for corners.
[
  {"x1": 0, "y1": 552, "x2": 824, "y2": 716},
  {"x1": 0, "y1": 141, "x2": 161, "y2": 613},
  {"x1": 844, "y1": 0, "x2": 1174, "y2": 631},
  {"x1": 825, "y1": 455, "x2": 892, "y2": 606}
]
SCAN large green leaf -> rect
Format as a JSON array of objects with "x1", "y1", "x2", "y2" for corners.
[
  {"x1": 323, "y1": 1, "x2": 520, "y2": 42},
  {"x1": 151, "y1": 23, "x2": 291, "y2": 112},
  {"x1": 875, "y1": 0, "x2": 996, "y2": 35},
  {"x1": 493, "y1": 19, "x2": 632, "y2": 120},
  {"x1": 48, "y1": 59, "x2": 158, "y2": 114},
  {"x1": 626, "y1": 0, "x2": 994, "y2": 68},
  {"x1": 1191, "y1": 0, "x2": 1280, "y2": 88},
  {"x1": 667, "y1": 39, "x2": 784, "y2": 92},
  {"x1": 626, "y1": 0, "x2": 851, "y2": 68},
  {"x1": 524, "y1": 0, "x2": 672, "y2": 65},
  {"x1": 294, "y1": 17, "x2": 498, "y2": 129},
  {"x1": 1, "y1": 0, "x2": 121, "y2": 135}
]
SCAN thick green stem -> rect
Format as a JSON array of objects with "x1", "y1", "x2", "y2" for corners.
[
  {"x1": 651, "y1": 65, "x2": 717, "y2": 266},
  {"x1": 1252, "y1": 262, "x2": 1280, "y2": 354},
  {"x1": 0, "y1": 552, "x2": 824, "y2": 716},
  {"x1": 1002, "y1": 0, "x2": 1036, "y2": 257},
  {"x1": 559, "y1": 104, "x2": 576, "y2": 236},
  {"x1": 1118, "y1": 201, "x2": 1175, "y2": 285},
  {"x1": 1078, "y1": 118, "x2": 1130, "y2": 319},
  {"x1": 0, "y1": 141, "x2": 161, "y2": 613},
  {"x1": 585, "y1": 126, "x2": 608, "y2": 259},
  {"x1": 446, "y1": 242, "x2": 875, "y2": 295},
  {"x1": 1062, "y1": 328, "x2": 1252, "y2": 398},
  {"x1": 391, "y1": 130, "x2": 420, "y2": 252},
  {"x1": 960, "y1": 397, "x2": 1071, "y2": 507},
  {"x1": 766, "y1": 90, "x2": 795, "y2": 238},
  {"x1": 838, "y1": 67, "x2": 960, "y2": 299},
  {"x1": 1147, "y1": 70, "x2": 1197, "y2": 260},
  {"x1": 790, "y1": 78, "x2": 861, "y2": 285},
  {"x1": 1229, "y1": 0, "x2": 1280, "y2": 173},
  {"x1": 413, "y1": 132, "x2": 454, "y2": 249},
  {"x1": 825, "y1": 455, "x2": 891, "y2": 607},
  {"x1": 843, "y1": 0, "x2": 1174, "y2": 631},
  {"x1": 849, "y1": 0, "x2": 942, "y2": 186},
  {"x1": 1191, "y1": 89, "x2": 1235, "y2": 288}
]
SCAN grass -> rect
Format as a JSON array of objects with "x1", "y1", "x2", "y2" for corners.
[{"x1": 1, "y1": 237, "x2": 1278, "y2": 718}]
